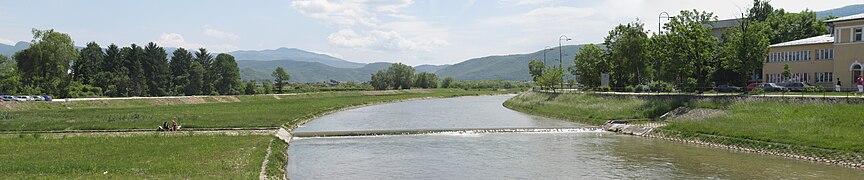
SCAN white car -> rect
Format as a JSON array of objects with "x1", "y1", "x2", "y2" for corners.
[
  {"x1": 16, "y1": 96, "x2": 31, "y2": 101},
  {"x1": 32, "y1": 96, "x2": 45, "y2": 101},
  {"x1": 1, "y1": 95, "x2": 15, "y2": 101}
]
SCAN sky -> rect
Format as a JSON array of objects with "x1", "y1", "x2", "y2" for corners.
[{"x1": 0, "y1": 0, "x2": 861, "y2": 66}]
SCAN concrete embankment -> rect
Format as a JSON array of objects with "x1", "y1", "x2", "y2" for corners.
[{"x1": 291, "y1": 127, "x2": 603, "y2": 137}]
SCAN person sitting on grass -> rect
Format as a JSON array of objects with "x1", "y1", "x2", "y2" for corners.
[
  {"x1": 158, "y1": 121, "x2": 169, "y2": 131},
  {"x1": 171, "y1": 120, "x2": 180, "y2": 131}
]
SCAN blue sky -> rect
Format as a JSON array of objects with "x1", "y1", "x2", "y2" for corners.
[{"x1": 0, "y1": 0, "x2": 860, "y2": 65}]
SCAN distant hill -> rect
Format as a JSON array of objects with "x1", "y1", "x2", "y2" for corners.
[
  {"x1": 435, "y1": 45, "x2": 584, "y2": 81},
  {"x1": 415, "y1": 64, "x2": 451, "y2": 73},
  {"x1": 0, "y1": 41, "x2": 31, "y2": 57},
  {"x1": 229, "y1": 48, "x2": 364, "y2": 68},
  {"x1": 817, "y1": 4, "x2": 864, "y2": 18},
  {"x1": 237, "y1": 60, "x2": 391, "y2": 82}
]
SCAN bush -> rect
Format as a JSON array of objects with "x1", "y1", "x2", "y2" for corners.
[
  {"x1": 624, "y1": 85, "x2": 636, "y2": 92},
  {"x1": 748, "y1": 88, "x2": 765, "y2": 95},
  {"x1": 804, "y1": 86, "x2": 823, "y2": 93},
  {"x1": 648, "y1": 81, "x2": 674, "y2": 92}
]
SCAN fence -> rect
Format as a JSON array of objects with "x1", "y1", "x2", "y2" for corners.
[{"x1": 532, "y1": 86, "x2": 864, "y2": 99}]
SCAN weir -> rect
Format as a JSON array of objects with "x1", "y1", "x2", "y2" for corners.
[{"x1": 292, "y1": 127, "x2": 604, "y2": 137}]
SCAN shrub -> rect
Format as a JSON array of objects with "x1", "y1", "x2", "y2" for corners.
[
  {"x1": 748, "y1": 88, "x2": 765, "y2": 95},
  {"x1": 804, "y1": 86, "x2": 823, "y2": 93},
  {"x1": 648, "y1": 81, "x2": 674, "y2": 92},
  {"x1": 624, "y1": 85, "x2": 636, "y2": 92},
  {"x1": 593, "y1": 86, "x2": 611, "y2": 92}
]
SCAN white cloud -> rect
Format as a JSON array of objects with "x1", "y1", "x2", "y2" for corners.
[
  {"x1": 499, "y1": 0, "x2": 553, "y2": 5},
  {"x1": 203, "y1": 28, "x2": 240, "y2": 40},
  {"x1": 156, "y1": 33, "x2": 238, "y2": 52},
  {"x1": 0, "y1": 38, "x2": 14, "y2": 45},
  {"x1": 292, "y1": 0, "x2": 447, "y2": 52}
]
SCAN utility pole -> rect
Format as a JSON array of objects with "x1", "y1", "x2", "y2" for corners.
[{"x1": 559, "y1": 35, "x2": 571, "y2": 90}]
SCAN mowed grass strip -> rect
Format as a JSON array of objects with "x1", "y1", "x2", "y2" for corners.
[
  {"x1": 0, "y1": 89, "x2": 515, "y2": 131},
  {"x1": 0, "y1": 134, "x2": 276, "y2": 179},
  {"x1": 664, "y1": 99, "x2": 864, "y2": 152},
  {"x1": 503, "y1": 92, "x2": 683, "y2": 125}
]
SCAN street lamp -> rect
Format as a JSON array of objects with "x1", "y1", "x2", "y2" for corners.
[
  {"x1": 543, "y1": 46, "x2": 553, "y2": 65},
  {"x1": 559, "y1": 35, "x2": 571, "y2": 89},
  {"x1": 656, "y1": 12, "x2": 673, "y2": 82}
]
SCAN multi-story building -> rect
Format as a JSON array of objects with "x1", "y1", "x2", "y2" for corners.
[{"x1": 764, "y1": 13, "x2": 864, "y2": 88}]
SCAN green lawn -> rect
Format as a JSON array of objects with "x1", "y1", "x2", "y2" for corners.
[
  {"x1": 664, "y1": 99, "x2": 864, "y2": 152},
  {"x1": 0, "y1": 134, "x2": 282, "y2": 179},
  {"x1": 503, "y1": 92, "x2": 683, "y2": 125},
  {"x1": 0, "y1": 89, "x2": 517, "y2": 131}
]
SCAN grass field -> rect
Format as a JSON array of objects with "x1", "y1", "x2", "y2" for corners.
[
  {"x1": 503, "y1": 92, "x2": 683, "y2": 125},
  {"x1": 664, "y1": 98, "x2": 864, "y2": 152},
  {"x1": 0, "y1": 89, "x2": 518, "y2": 131},
  {"x1": 505, "y1": 92, "x2": 864, "y2": 153},
  {"x1": 0, "y1": 134, "x2": 280, "y2": 179}
]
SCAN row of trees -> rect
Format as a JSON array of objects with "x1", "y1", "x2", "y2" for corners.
[
  {"x1": 563, "y1": 0, "x2": 829, "y2": 89},
  {"x1": 1, "y1": 29, "x2": 244, "y2": 98},
  {"x1": 370, "y1": 63, "x2": 443, "y2": 90}
]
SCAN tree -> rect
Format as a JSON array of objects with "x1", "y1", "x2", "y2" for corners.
[
  {"x1": 73, "y1": 42, "x2": 104, "y2": 85},
  {"x1": 717, "y1": 18, "x2": 771, "y2": 85},
  {"x1": 604, "y1": 21, "x2": 650, "y2": 86},
  {"x1": 213, "y1": 53, "x2": 241, "y2": 95},
  {"x1": 143, "y1": 42, "x2": 170, "y2": 96},
  {"x1": 244, "y1": 81, "x2": 257, "y2": 95},
  {"x1": 0, "y1": 55, "x2": 21, "y2": 94},
  {"x1": 195, "y1": 48, "x2": 215, "y2": 95},
  {"x1": 570, "y1": 44, "x2": 605, "y2": 87},
  {"x1": 122, "y1": 44, "x2": 147, "y2": 97},
  {"x1": 386, "y1": 63, "x2": 415, "y2": 89},
  {"x1": 262, "y1": 81, "x2": 273, "y2": 94},
  {"x1": 528, "y1": 59, "x2": 545, "y2": 82},
  {"x1": 94, "y1": 44, "x2": 130, "y2": 97},
  {"x1": 441, "y1": 77, "x2": 454, "y2": 88},
  {"x1": 537, "y1": 65, "x2": 564, "y2": 92},
  {"x1": 414, "y1": 72, "x2": 439, "y2": 88},
  {"x1": 271, "y1": 67, "x2": 290, "y2": 93},
  {"x1": 13, "y1": 29, "x2": 79, "y2": 97},
  {"x1": 170, "y1": 48, "x2": 194, "y2": 95},
  {"x1": 656, "y1": 10, "x2": 719, "y2": 90},
  {"x1": 370, "y1": 70, "x2": 390, "y2": 90},
  {"x1": 782, "y1": 64, "x2": 791, "y2": 81},
  {"x1": 185, "y1": 61, "x2": 205, "y2": 95}
]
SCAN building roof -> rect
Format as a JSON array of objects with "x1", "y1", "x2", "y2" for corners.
[
  {"x1": 824, "y1": 13, "x2": 864, "y2": 23},
  {"x1": 769, "y1": 34, "x2": 833, "y2": 47},
  {"x1": 711, "y1": 18, "x2": 741, "y2": 29}
]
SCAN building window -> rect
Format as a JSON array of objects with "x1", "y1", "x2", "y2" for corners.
[
  {"x1": 856, "y1": 28, "x2": 863, "y2": 42},
  {"x1": 816, "y1": 49, "x2": 822, "y2": 60},
  {"x1": 829, "y1": 49, "x2": 834, "y2": 59}
]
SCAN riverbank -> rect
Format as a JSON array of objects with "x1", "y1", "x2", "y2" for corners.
[
  {"x1": 0, "y1": 89, "x2": 521, "y2": 179},
  {"x1": 503, "y1": 92, "x2": 864, "y2": 168}
]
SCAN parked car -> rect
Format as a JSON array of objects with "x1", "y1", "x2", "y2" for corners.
[
  {"x1": 0, "y1": 99, "x2": 4, "y2": 102},
  {"x1": 32, "y1": 96, "x2": 45, "y2": 101},
  {"x1": 42, "y1": 96, "x2": 53, "y2": 101},
  {"x1": 714, "y1": 85, "x2": 743, "y2": 92},
  {"x1": 781, "y1": 82, "x2": 814, "y2": 92},
  {"x1": 746, "y1": 82, "x2": 761, "y2": 91},
  {"x1": 1, "y1": 95, "x2": 14, "y2": 101},
  {"x1": 16, "y1": 96, "x2": 31, "y2": 101},
  {"x1": 754, "y1": 83, "x2": 789, "y2": 92}
]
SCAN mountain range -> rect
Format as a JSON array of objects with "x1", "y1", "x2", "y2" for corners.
[{"x1": 2, "y1": 4, "x2": 862, "y2": 82}]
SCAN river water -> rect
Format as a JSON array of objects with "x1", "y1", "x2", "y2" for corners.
[{"x1": 289, "y1": 95, "x2": 863, "y2": 179}]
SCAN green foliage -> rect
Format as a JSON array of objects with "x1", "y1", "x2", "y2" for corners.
[
  {"x1": 370, "y1": 70, "x2": 390, "y2": 90},
  {"x1": 413, "y1": 72, "x2": 439, "y2": 88},
  {"x1": 73, "y1": 42, "x2": 103, "y2": 85},
  {"x1": 66, "y1": 81, "x2": 102, "y2": 98},
  {"x1": 803, "y1": 86, "x2": 823, "y2": 93},
  {"x1": 536, "y1": 65, "x2": 564, "y2": 90},
  {"x1": 604, "y1": 21, "x2": 651, "y2": 86},
  {"x1": 593, "y1": 85, "x2": 612, "y2": 92},
  {"x1": 504, "y1": 92, "x2": 684, "y2": 125},
  {"x1": 369, "y1": 63, "x2": 415, "y2": 90},
  {"x1": 782, "y1": 64, "x2": 791, "y2": 79},
  {"x1": 648, "y1": 81, "x2": 674, "y2": 92},
  {"x1": 716, "y1": 18, "x2": 772, "y2": 85},
  {"x1": 271, "y1": 67, "x2": 290, "y2": 93},
  {"x1": 528, "y1": 59, "x2": 545, "y2": 82},
  {"x1": 441, "y1": 77, "x2": 454, "y2": 88},
  {"x1": 170, "y1": 48, "x2": 194, "y2": 95},
  {"x1": 654, "y1": 10, "x2": 719, "y2": 89},
  {"x1": 122, "y1": 44, "x2": 147, "y2": 97},
  {"x1": 185, "y1": 61, "x2": 205, "y2": 95},
  {"x1": 143, "y1": 42, "x2": 170, "y2": 96},
  {"x1": 13, "y1": 29, "x2": 79, "y2": 98},
  {"x1": 94, "y1": 44, "x2": 129, "y2": 97},
  {"x1": 262, "y1": 81, "x2": 273, "y2": 94},
  {"x1": 571, "y1": 44, "x2": 605, "y2": 87},
  {"x1": 449, "y1": 80, "x2": 532, "y2": 90},
  {"x1": 0, "y1": 55, "x2": 21, "y2": 94},
  {"x1": 244, "y1": 81, "x2": 256, "y2": 95},
  {"x1": 213, "y1": 54, "x2": 242, "y2": 95},
  {"x1": 195, "y1": 48, "x2": 216, "y2": 95}
]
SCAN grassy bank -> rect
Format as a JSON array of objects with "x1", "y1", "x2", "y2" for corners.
[
  {"x1": 0, "y1": 134, "x2": 281, "y2": 179},
  {"x1": 505, "y1": 92, "x2": 864, "y2": 154},
  {"x1": 503, "y1": 92, "x2": 683, "y2": 125},
  {"x1": 0, "y1": 89, "x2": 518, "y2": 131}
]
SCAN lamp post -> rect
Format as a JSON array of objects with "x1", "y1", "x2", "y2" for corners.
[
  {"x1": 657, "y1": 11, "x2": 672, "y2": 82},
  {"x1": 559, "y1": 35, "x2": 571, "y2": 90},
  {"x1": 543, "y1": 46, "x2": 553, "y2": 66}
]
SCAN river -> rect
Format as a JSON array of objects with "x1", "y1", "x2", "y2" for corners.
[{"x1": 289, "y1": 95, "x2": 863, "y2": 179}]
